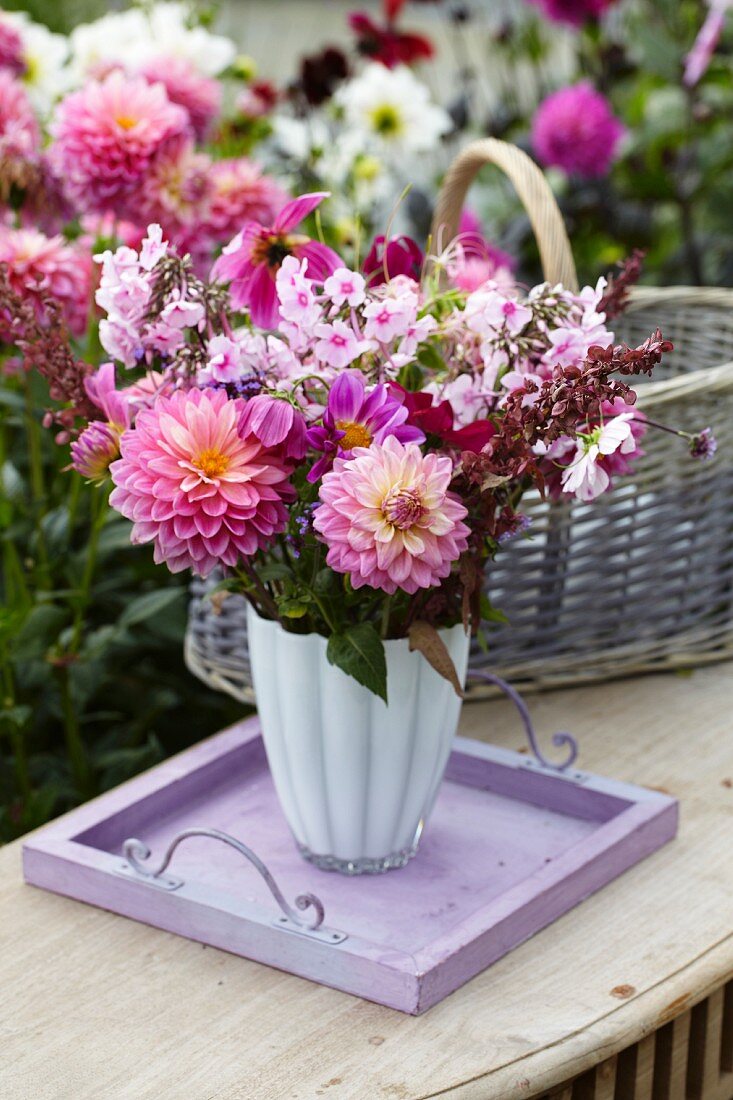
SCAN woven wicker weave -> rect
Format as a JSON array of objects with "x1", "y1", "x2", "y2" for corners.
[{"x1": 185, "y1": 140, "x2": 733, "y2": 704}]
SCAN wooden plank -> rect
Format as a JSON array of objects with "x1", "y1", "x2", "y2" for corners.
[
  {"x1": 669, "y1": 1011, "x2": 692, "y2": 1100},
  {"x1": 593, "y1": 1055, "x2": 617, "y2": 1100},
  {"x1": 702, "y1": 988, "x2": 725, "y2": 1095},
  {"x1": 2, "y1": 664, "x2": 733, "y2": 1099},
  {"x1": 634, "y1": 1034, "x2": 656, "y2": 1100}
]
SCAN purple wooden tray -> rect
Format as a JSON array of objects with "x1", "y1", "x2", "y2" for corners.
[{"x1": 23, "y1": 718, "x2": 677, "y2": 1014}]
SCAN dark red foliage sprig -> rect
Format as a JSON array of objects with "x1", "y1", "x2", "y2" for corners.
[
  {"x1": 479, "y1": 330, "x2": 673, "y2": 480},
  {"x1": 598, "y1": 249, "x2": 646, "y2": 320},
  {"x1": 0, "y1": 265, "x2": 98, "y2": 435}
]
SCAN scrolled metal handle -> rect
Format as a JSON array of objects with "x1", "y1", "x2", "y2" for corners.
[
  {"x1": 468, "y1": 670, "x2": 579, "y2": 772},
  {"x1": 123, "y1": 827, "x2": 325, "y2": 930}
]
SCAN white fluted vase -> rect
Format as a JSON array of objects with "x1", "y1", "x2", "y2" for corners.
[{"x1": 247, "y1": 605, "x2": 470, "y2": 874}]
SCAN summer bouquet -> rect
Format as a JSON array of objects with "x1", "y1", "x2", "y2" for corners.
[{"x1": 58, "y1": 212, "x2": 682, "y2": 681}]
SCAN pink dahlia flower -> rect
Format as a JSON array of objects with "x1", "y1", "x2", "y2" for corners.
[
  {"x1": 0, "y1": 72, "x2": 40, "y2": 198},
  {"x1": 0, "y1": 226, "x2": 92, "y2": 337},
  {"x1": 526, "y1": 0, "x2": 618, "y2": 27},
  {"x1": 532, "y1": 82, "x2": 625, "y2": 179},
  {"x1": 212, "y1": 192, "x2": 341, "y2": 330},
  {"x1": 141, "y1": 55, "x2": 221, "y2": 141},
  {"x1": 71, "y1": 421, "x2": 122, "y2": 484},
  {"x1": 200, "y1": 158, "x2": 288, "y2": 246},
  {"x1": 109, "y1": 387, "x2": 294, "y2": 576},
  {"x1": 138, "y1": 135, "x2": 211, "y2": 247},
  {"x1": 313, "y1": 436, "x2": 469, "y2": 594},
  {"x1": 51, "y1": 71, "x2": 189, "y2": 216}
]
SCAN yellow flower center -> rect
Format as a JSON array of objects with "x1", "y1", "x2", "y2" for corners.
[
  {"x1": 196, "y1": 449, "x2": 229, "y2": 480},
  {"x1": 336, "y1": 420, "x2": 372, "y2": 450},
  {"x1": 382, "y1": 486, "x2": 424, "y2": 530},
  {"x1": 369, "y1": 104, "x2": 403, "y2": 137},
  {"x1": 115, "y1": 114, "x2": 139, "y2": 131}
]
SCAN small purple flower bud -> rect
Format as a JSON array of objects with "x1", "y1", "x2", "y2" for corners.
[
  {"x1": 689, "y1": 427, "x2": 717, "y2": 461},
  {"x1": 70, "y1": 421, "x2": 121, "y2": 484}
]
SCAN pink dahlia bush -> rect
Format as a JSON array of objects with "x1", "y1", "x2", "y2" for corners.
[
  {"x1": 50, "y1": 71, "x2": 189, "y2": 216},
  {"x1": 52, "y1": 201, "x2": 707, "y2": 698},
  {"x1": 0, "y1": 226, "x2": 92, "y2": 337},
  {"x1": 532, "y1": 82, "x2": 625, "y2": 179}
]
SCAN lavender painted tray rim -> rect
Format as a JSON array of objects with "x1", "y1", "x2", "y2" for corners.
[{"x1": 22, "y1": 717, "x2": 678, "y2": 1014}]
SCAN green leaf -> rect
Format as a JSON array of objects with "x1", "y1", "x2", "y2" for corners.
[
  {"x1": 277, "y1": 599, "x2": 309, "y2": 619},
  {"x1": 480, "y1": 593, "x2": 509, "y2": 625},
  {"x1": 327, "y1": 623, "x2": 388, "y2": 704},
  {"x1": 119, "y1": 587, "x2": 183, "y2": 627},
  {"x1": 416, "y1": 344, "x2": 445, "y2": 374},
  {"x1": 397, "y1": 360, "x2": 425, "y2": 392}
]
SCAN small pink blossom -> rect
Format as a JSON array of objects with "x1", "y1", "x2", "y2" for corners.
[
  {"x1": 276, "y1": 255, "x2": 322, "y2": 328},
  {"x1": 465, "y1": 288, "x2": 533, "y2": 338},
  {"x1": 314, "y1": 320, "x2": 365, "y2": 369},
  {"x1": 324, "y1": 267, "x2": 366, "y2": 308},
  {"x1": 362, "y1": 293, "x2": 416, "y2": 343}
]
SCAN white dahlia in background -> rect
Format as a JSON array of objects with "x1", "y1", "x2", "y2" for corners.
[
  {"x1": 334, "y1": 63, "x2": 451, "y2": 155},
  {"x1": 69, "y1": 3, "x2": 235, "y2": 83}
]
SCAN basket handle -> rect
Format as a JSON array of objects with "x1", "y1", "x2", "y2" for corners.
[{"x1": 430, "y1": 138, "x2": 579, "y2": 292}]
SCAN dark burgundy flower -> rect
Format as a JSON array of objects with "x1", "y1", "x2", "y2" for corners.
[
  {"x1": 390, "y1": 384, "x2": 496, "y2": 451},
  {"x1": 363, "y1": 235, "x2": 423, "y2": 286},
  {"x1": 349, "y1": 11, "x2": 434, "y2": 68},
  {"x1": 299, "y1": 47, "x2": 349, "y2": 106}
]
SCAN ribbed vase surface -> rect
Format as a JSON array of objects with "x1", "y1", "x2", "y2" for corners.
[{"x1": 247, "y1": 606, "x2": 471, "y2": 874}]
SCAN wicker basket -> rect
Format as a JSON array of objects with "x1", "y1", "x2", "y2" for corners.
[{"x1": 185, "y1": 139, "x2": 733, "y2": 704}]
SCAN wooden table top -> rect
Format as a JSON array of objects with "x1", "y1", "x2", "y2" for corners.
[{"x1": 2, "y1": 664, "x2": 733, "y2": 1100}]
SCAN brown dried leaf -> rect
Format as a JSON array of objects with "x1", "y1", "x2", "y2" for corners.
[{"x1": 408, "y1": 620, "x2": 464, "y2": 698}]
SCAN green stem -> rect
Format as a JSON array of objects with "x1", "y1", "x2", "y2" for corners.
[
  {"x1": 23, "y1": 379, "x2": 50, "y2": 586},
  {"x1": 380, "y1": 595, "x2": 393, "y2": 640},
  {"x1": 70, "y1": 489, "x2": 106, "y2": 654},
  {"x1": 54, "y1": 665, "x2": 92, "y2": 798},
  {"x1": 1, "y1": 651, "x2": 30, "y2": 801}
]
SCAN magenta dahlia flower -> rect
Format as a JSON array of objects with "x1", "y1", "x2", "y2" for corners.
[
  {"x1": 0, "y1": 226, "x2": 92, "y2": 337},
  {"x1": 532, "y1": 82, "x2": 625, "y2": 179},
  {"x1": 109, "y1": 388, "x2": 296, "y2": 577},
  {"x1": 141, "y1": 56, "x2": 221, "y2": 141},
  {"x1": 307, "y1": 372, "x2": 425, "y2": 482},
  {"x1": 212, "y1": 192, "x2": 341, "y2": 330},
  {"x1": 51, "y1": 71, "x2": 189, "y2": 216},
  {"x1": 313, "y1": 436, "x2": 469, "y2": 594},
  {"x1": 137, "y1": 135, "x2": 211, "y2": 245},
  {"x1": 0, "y1": 71, "x2": 40, "y2": 198},
  {"x1": 526, "y1": 0, "x2": 618, "y2": 27}
]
